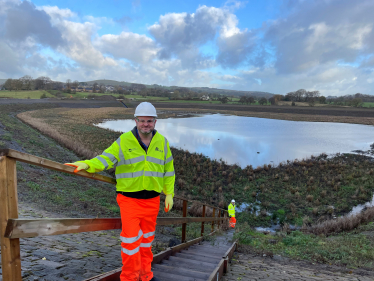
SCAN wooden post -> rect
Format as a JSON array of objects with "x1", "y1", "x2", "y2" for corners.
[
  {"x1": 201, "y1": 205, "x2": 206, "y2": 236},
  {"x1": 181, "y1": 200, "x2": 187, "y2": 243},
  {"x1": 218, "y1": 210, "x2": 221, "y2": 228},
  {"x1": 211, "y1": 208, "x2": 216, "y2": 233},
  {"x1": 0, "y1": 156, "x2": 22, "y2": 281}
]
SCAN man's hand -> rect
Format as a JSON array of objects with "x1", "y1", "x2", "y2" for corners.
[
  {"x1": 164, "y1": 194, "x2": 173, "y2": 212},
  {"x1": 64, "y1": 162, "x2": 89, "y2": 173}
]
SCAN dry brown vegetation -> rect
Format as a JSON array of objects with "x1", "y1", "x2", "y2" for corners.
[{"x1": 306, "y1": 206, "x2": 374, "y2": 236}]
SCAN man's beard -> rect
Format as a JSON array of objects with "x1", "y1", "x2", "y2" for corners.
[{"x1": 139, "y1": 128, "x2": 152, "y2": 135}]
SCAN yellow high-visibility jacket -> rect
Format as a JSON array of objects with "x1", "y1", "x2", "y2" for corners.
[
  {"x1": 228, "y1": 203, "x2": 235, "y2": 217},
  {"x1": 79, "y1": 130, "x2": 175, "y2": 196}
]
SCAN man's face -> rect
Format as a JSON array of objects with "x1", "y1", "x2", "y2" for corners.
[
  {"x1": 232, "y1": 202, "x2": 235, "y2": 206},
  {"x1": 135, "y1": 116, "x2": 156, "y2": 135}
]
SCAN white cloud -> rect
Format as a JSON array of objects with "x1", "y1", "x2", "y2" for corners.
[
  {"x1": 95, "y1": 32, "x2": 158, "y2": 64},
  {"x1": 40, "y1": 5, "x2": 76, "y2": 19}
]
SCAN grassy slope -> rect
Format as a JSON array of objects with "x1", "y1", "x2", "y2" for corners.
[
  {"x1": 235, "y1": 223, "x2": 374, "y2": 270},
  {"x1": 0, "y1": 90, "x2": 54, "y2": 99}
]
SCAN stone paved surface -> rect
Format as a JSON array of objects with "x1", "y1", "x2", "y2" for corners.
[
  {"x1": 223, "y1": 253, "x2": 374, "y2": 281},
  {"x1": 0, "y1": 202, "x2": 176, "y2": 281}
]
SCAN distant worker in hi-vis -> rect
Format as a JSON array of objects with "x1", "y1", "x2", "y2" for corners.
[
  {"x1": 65, "y1": 102, "x2": 175, "y2": 281},
  {"x1": 228, "y1": 199, "x2": 236, "y2": 228}
]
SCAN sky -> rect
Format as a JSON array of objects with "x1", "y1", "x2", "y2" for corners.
[{"x1": 0, "y1": 0, "x2": 374, "y2": 96}]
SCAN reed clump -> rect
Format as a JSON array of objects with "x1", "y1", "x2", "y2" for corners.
[{"x1": 307, "y1": 207, "x2": 374, "y2": 236}]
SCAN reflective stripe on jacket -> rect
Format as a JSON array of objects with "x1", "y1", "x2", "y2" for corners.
[
  {"x1": 79, "y1": 130, "x2": 175, "y2": 196},
  {"x1": 228, "y1": 203, "x2": 235, "y2": 217}
]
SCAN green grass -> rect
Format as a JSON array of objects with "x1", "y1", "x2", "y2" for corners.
[
  {"x1": 235, "y1": 224, "x2": 374, "y2": 269},
  {"x1": 0, "y1": 90, "x2": 54, "y2": 99},
  {"x1": 362, "y1": 102, "x2": 374, "y2": 108}
]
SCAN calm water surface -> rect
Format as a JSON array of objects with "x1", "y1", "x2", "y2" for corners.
[{"x1": 97, "y1": 114, "x2": 374, "y2": 168}]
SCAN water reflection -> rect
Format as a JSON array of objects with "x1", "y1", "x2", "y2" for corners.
[{"x1": 96, "y1": 114, "x2": 374, "y2": 167}]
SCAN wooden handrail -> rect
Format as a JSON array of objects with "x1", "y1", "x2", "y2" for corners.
[
  {"x1": 5, "y1": 217, "x2": 227, "y2": 239},
  {"x1": 0, "y1": 149, "x2": 228, "y2": 212}
]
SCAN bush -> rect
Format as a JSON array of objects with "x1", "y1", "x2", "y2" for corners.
[
  {"x1": 40, "y1": 93, "x2": 47, "y2": 99},
  {"x1": 87, "y1": 94, "x2": 98, "y2": 99}
]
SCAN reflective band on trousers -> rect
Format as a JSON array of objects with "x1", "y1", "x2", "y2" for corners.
[
  {"x1": 143, "y1": 231, "x2": 155, "y2": 238},
  {"x1": 140, "y1": 242, "x2": 152, "y2": 247},
  {"x1": 120, "y1": 229, "x2": 143, "y2": 244},
  {"x1": 122, "y1": 246, "x2": 140, "y2": 256}
]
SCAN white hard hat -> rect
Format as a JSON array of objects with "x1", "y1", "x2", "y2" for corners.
[
  {"x1": 231, "y1": 199, "x2": 235, "y2": 203},
  {"x1": 134, "y1": 102, "x2": 157, "y2": 117}
]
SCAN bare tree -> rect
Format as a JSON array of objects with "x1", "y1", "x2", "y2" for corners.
[
  {"x1": 92, "y1": 82, "x2": 98, "y2": 93},
  {"x1": 66, "y1": 79, "x2": 72, "y2": 90},
  {"x1": 72, "y1": 80, "x2": 79, "y2": 89},
  {"x1": 20, "y1": 75, "x2": 33, "y2": 90},
  {"x1": 239, "y1": 96, "x2": 247, "y2": 104},
  {"x1": 319, "y1": 96, "x2": 326, "y2": 104},
  {"x1": 259, "y1": 97, "x2": 268, "y2": 105},
  {"x1": 35, "y1": 76, "x2": 52, "y2": 90},
  {"x1": 4, "y1": 79, "x2": 13, "y2": 91},
  {"x1": 99, "y1": 83, "x2": 105, "y2": 93},
  {"x1": 248, "y1": 96, "x2": 255, "y2": 104},
  {"x1": 295, "y1": 89, "x2": 306, "y2": 102}
]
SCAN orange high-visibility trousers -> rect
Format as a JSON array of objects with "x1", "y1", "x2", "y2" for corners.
[
  {"x1": 229, "y1": 217, "x2": 236, "y2": 228},
  {"x1": 117, "y1": 194, "x2": 160, "y2": 281}
]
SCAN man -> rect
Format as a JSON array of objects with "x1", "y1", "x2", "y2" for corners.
[
  {"x1": 65, "y1": 102, "x2": 175, "y2": 281},
  {"x1": 228, "y1": 199, "x2": 236, "y2": 228}
]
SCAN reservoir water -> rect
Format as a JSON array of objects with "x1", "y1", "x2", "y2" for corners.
[{"x1": 97, "y1": 114, "x2": 374, "y2": 168}]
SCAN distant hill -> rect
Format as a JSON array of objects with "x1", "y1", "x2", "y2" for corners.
[
  {"x1": 84, "y1": 79, "x2": 273, "y2": 98},
  {"x1": 187, "y1": 87, "x2": 273, "y2": 98},
  {"x1": 0, "y1": 77, "x2": 272, "y2": 97},
  {"x1": 84, "y1": 79, "x2": 133, "y2": 87}
]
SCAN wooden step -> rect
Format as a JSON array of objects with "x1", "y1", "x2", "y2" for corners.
[
  {"x1": 151, "y1": 269, "x2": 206, "y2": 281},
  {"x1": 168, "y1": 255, "x2": 217, "y2": 267},
  {"x1": 162, "y1": 257, "x2": 216, "y2": 272},
  {"x1": 188, "y1": 246, "x2": 227, "y2": 255},
  {"x1": 175, "y1": 252, "x2": 221, "y2": 263},
  {"x1": 179, "y1": 250, "x2": 223, "y2": 260},
  {"x1": 152, "y1": 264, "x2": 210, "y2": 280}
]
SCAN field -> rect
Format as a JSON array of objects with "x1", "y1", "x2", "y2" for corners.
[
  {"x1": 363, "y1": 102, "x2": 374, "y2": 108},
  {"x1": 0, "y1": 90, "x2": 54, "y2": 99}
]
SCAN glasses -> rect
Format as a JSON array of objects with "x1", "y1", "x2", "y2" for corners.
[{"x1": 136, "y1": 118, "x2": 155, "y2": 124}]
